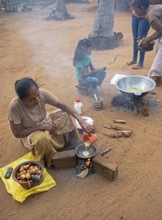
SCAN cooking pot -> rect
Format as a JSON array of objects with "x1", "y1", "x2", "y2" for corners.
[
  {"x1": 75, "y1": 143, "x2": 97, "y2": 159},
  {"x1": 115, "y1": 75, "x2": 156, "y2": 98}
]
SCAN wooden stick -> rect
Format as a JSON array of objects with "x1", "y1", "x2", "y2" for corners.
[
  {"x1": 100, "y1": 148, "x2": 112, "y2": 156},
  {"x1": 113, "y1": 119, "x2": 126, "y2": 124},
  {"x1": 104, "y1": 124, "x2": 124, "y2": 131},
  {"x1": 103, "y1": 132, "x2": 120, "y2": 138},
  {"x1": 103, "y1": 131, "x2": 131, "y2": 138},
  {"x1": 27, "y1": 180, "x2": 31, "y2": 188},
  {"x1": 116, "y1": 130, "x2": 132, "y2": 134}
]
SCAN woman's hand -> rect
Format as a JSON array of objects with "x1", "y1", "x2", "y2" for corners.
[
  {"x1": 37, "y1": 120, "x2": 56, "y2": 133},
  {"x1": 138, "y1": 38, "x2": 150, "y2": 48},
  {"x1": 79, "y1": 120, "x2": 95, "y2": 134}
]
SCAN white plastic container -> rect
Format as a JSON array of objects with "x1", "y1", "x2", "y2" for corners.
[{"x1": 74, "y1": 99, "x2": 83, "y2": 114}]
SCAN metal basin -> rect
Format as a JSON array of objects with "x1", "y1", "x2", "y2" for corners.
[
  {"x1": 75, "y1": 143, "x2": 97, "y2": 159},
  {"x1": 115, "y1": 75, "x2": 156, "y2": 98}
]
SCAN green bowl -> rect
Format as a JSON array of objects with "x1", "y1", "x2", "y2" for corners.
[{"x1": 93, "y1": 97, "x2": 103, "y2": 103}]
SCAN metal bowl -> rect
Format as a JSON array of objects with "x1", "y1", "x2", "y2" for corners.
[
  {"x1": 115, "y1": 75, "x2": 156, "y2": 98},
  {"x1": 75, "y1": 143, "x2": 97, "y2": 159}
]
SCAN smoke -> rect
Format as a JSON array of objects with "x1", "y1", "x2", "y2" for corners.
[{"x1": 20, "y1": 15, "x2": 73, "y2": 79}]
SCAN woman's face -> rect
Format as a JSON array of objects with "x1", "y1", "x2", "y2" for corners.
[
  {"x1": 22, "y1": 86, "x2": 40, "y2": 109},
  {"x1": 87, "y1": 46, "x2": 92, "y2": 55}
]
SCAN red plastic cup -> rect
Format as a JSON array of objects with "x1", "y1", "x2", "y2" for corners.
[{"x1": 82, "y1": 132, "x2": 97, "y2": 145}]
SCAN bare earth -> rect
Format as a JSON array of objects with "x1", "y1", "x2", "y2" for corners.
[{"x1": 1, "y1": 1, "x2": 162, "y2": 220}]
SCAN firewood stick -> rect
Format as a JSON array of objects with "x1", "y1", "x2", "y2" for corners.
[
  {"x1": 116, "y1": 130, "x2": 132, "y2": 137},
  {"x1": 103, "y1": 132, "x2": 120, "y2": 138},
  {"x1": 100, "y1": 148, "x2": 112, "y2": 156},
  {"x1": 113, "y1": 119, "x2": 126, "y2": 124},
  {"x1": 103, "y1": 131, "x2": 131, "y2": 138},
  {"x1": 102, "y1": 132, "x2": 111, "y2": 137},
  {"x1": 116, "y1": 130, "x2": 132, "y2": 134},
  {"x1": 27, "y1": 180, "x2": 31, "y2": 188},
  {"x1": 104, "y1": 124, "x2": 124, "y2": 131}
]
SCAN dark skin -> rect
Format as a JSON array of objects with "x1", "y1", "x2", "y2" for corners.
[
  {"x1": 133, "y1": 6, "x2": 162, "y2": 48},
  {"x1": 127, "y1": 0, "x2": 162, "y2": 9},
  {"x1": 79, "y1": 65, "x2": 106, "y2": 79},
  {"x1": 149, "y1": 0, "x2": 162, "y2": 4},
  {"x1": 140, "y1": 19, "x2": 162, "y2": 47},
  {"x1": 10, "y1": 86, "x2": 95, "y2": 139}
]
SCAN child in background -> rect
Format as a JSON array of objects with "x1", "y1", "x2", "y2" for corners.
[{"x1": 73, "y1": 38, "x2": 107, "y2": 96}]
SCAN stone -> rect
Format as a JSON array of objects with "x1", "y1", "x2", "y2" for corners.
[
  {"x1": 92, "y1": 154, "x2": 118, "y2": 181},
  {"x1": 52, "y1": 150, "x2": 78, "y2": 169},
  {"x1": 75, "y1": 84, "x2": 89, "y2": 96}
]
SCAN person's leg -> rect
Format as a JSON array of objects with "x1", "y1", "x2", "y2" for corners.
[
  {"x1": 128, "y1": 15, "x2": 138, "y2": 65},
  {"x1": 30, "y1": 131, "x2": 65, "y2": 168},
  {"x1": 78, "y1": 79, "x2": 86, "y2": 86},
  {"x1": 94, "y1": 70, "x2": 107, "y2": 86},
  {"x1": 137, "y1": 18, "x2": 150, "y2": 66},
  {"x1": 86, "y1": 76, "x2": 99, "y2": 95}
]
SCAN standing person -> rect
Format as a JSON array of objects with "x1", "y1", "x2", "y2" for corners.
[
  {"x1": 73, "y1": 38, "x2": 107, "y2": 96},
  {"x1": 8, "y1": 78, "x2": 95, "y2": 168},
  {"x1": 132, "y1": 0, "x2": 162, "y2": 85},
  {"x1": 127, "y1": 0, "x2": 150, "y2": 69}
]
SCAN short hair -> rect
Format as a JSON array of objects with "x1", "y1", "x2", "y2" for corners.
[
  {"x1": 132, "y1": 0, "x2": 150, "y2": 9},
  {"x1": 15, "y1": 77, "x2": 38, "y2": 99}
]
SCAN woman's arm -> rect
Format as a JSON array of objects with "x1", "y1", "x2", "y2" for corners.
[
  {"x1": 140, "y1": 19, "x2": 162, "y2": 47},
  {"x1": 10, "y1": 121, "x2": 56, "y2": 138},
  {"x1": 54, "y1": 100, "x2": 95, "y2": 134},
  {"x1": 89, "y1": 63, "x2": 96, "y2": 71},
  {"x1": 78, "y1": 66, "x2": 106, "y2": 78},
  {"x1": 150, "y1": 0, "x2": 162, "y2": 4}
]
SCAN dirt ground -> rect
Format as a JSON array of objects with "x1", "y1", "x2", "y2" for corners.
[{"x1": 1, "y1": 1, "x2": 162, "y2": 220}]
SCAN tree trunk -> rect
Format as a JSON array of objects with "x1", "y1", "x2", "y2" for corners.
[
  {"x1": 90, "y1": 0, "x2": 119, "y2": 50},
  {"x1": 56, "y1": 0, "x2": 70, "y2": 19},
  {"x1": 91, "y1": 0, "x2": 114, "y2": 38}
]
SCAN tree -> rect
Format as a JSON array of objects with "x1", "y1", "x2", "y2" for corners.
[
  {"x1": 48, "y1": 0, "x2": 73, "y2": 20},
  {"x1": 90, "y1": 0, "x2": 121, "y2": 50},
  {"x1": 0, "y1": 0, "x2": 32, "y2": 12},
  {"x1": 56, "y1": 0, "x2": 70, "y2": 18}
]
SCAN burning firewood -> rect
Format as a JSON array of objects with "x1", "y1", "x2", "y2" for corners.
[
  {"x1": 77, "y1": 168, "x2": 89, "y2": 179},
  {"x1": 113, "y1": 119, "x2": 126, "y2": 124}
]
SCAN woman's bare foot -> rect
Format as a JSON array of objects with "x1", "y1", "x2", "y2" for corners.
[
  {"x1": 132, "y1": 64, "x2": 143, "y2": 69},
  {"x1": 127, "y1": 60, "x2": 137, "y2": 65}
]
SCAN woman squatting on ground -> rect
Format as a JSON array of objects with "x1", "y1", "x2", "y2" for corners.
[{"x1": 8, "y1": 78, "x2": 95, "y2": 168}]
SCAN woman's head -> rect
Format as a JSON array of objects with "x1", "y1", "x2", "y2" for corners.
[
  {"x1": 15, "y1": 77, "x2": 40, "y2": 108},
  {"x1": 133, "y1": 0, "x2": 149, "y2": 16},
  {"x1": 79, "y1": 39, "x2": 92, "y2": 50},
  {"x1": 73, "y1": 38, "x2": 92, "y2": 66}
]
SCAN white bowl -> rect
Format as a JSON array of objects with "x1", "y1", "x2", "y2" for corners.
[{"x1": 75, "y1": 116, "x2": 94, "y2": 129}]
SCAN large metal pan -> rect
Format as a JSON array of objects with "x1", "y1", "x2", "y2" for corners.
[{"x1": 115, "y1": 75, "x2": 156, "y2": 98}]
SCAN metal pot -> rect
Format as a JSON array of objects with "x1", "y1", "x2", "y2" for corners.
[
  {"x1": 75, "y1": 143, "x2": 97, "y2": 159},
  {"x1": 115, "y1": 75, "x2": 156, "y2": 98}
]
